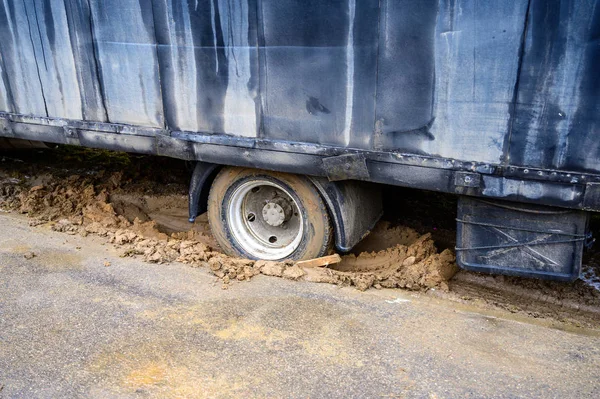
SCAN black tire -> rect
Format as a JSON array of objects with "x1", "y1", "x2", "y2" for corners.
[{"x1": 207, "y1": 167, "x2": 332, "y2": 261}]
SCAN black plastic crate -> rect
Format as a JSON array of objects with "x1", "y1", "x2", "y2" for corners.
[{"x1": 456, "y1": 197, "x2": 589, "y2": 281}]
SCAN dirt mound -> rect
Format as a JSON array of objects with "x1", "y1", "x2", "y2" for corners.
[
  {"x1": 350, "y1": 221, "x2": 421, "y2": 253},
  {"x1": 304, "y1": 231, "x2": 457, "y2": 291},
  {"x1": 0, "y1": 163, "x2": 457, "y2": 292}
]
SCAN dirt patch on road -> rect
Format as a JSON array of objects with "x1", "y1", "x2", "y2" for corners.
[{"x1": 438, "y1": 271, "x2": 600, "y2": 328}]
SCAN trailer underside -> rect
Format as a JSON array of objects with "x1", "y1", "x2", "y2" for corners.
[{"x1": 2, "y1": 112, "x2": 599, "y2": 214}]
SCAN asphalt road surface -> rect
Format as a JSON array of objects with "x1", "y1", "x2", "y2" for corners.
[{"x1": 0, "y1": 213, "x2": 599, "y2": 398}]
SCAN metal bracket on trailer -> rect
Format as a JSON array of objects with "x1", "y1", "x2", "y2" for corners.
[
  {"x1": 0, "y1": 118, "x2": 14, "y2": 138},
  {"x1": 454, "y1": 171, "x2": 481, "y2": 188},
  {"x1": 322, "y1": 153, "x2": 370, "y2": 181},
  {"x1": 583, "y1": 183, "x2": 600, "y2": 211}
]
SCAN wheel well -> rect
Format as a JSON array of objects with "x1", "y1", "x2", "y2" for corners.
[
  {"x1": 308, "y1": 177, "x2": 383, "y2": 252},
  {"x1": 188, "y1": 163, "x2": 383, "y2": 253}
]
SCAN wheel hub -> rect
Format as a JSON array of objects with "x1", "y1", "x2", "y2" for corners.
[
  {"x1": 262, "y1": 197, "x2": 292, "y2": 227},
  {"x1": 226, "y1": 179, "x2": 304, "y2": 260}
]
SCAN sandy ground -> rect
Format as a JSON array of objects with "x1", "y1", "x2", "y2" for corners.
[
  {"x1": 0, "y1": 147, "x2": 599, "y2": 332},
  {"x1": 0, "y1": 212, "x2": 599, "y2": 398}
]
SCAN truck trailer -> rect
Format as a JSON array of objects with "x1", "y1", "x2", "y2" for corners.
[{"x1": 0, "y1": 0, "x2": 598, "y2": 281}]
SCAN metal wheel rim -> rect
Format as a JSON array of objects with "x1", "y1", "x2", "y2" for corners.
[{"x1": 227, "y1": 179, "x2": 304, "y2": 260}]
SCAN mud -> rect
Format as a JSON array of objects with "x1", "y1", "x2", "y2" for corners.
[
  {"x1": 350, "y1": 221, "x2": 420, "y2": 253},
  {"x1": 0, "y1": 153, "x2": 457, "y2": 292},
  {"x1": 439, "y1": 271, "x2": 600, "y2": 329},
  {"x1": 1, "y1": 147, "x2": 600, "y2": 328},
  {"x1": 307, "y1": 233, "x2": 458, "y2": 291}
]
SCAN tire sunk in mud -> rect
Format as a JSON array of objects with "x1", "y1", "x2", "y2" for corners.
[{"x1": 208, "y1": 167, "x2": 332, "y2": 261}]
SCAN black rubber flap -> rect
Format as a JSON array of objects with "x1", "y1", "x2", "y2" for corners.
[{"x1": 456, "y1": 197, "x2": 589, "y2": 281}]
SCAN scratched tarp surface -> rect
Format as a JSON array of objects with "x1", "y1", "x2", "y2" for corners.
[{"x1": 0, "y1": 0, "x2": 598, "y2": 172}]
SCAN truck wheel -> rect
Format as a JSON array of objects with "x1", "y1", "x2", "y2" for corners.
[{"x1": 207, "y1": 167, "x2": 332, "y2": 261}]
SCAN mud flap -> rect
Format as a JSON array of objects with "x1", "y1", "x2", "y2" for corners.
[
  {"x1": 456, "y1": 197, "x2": 590, "y2": 281},
  {"x1": 309, "y1": 177, "x2": 383, "y2": 252},
  {"x1": 188, "y1": 162, "x2": 220, "y2": 222}
]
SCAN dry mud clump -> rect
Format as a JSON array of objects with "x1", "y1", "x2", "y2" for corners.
[
  {"x1": 0, "y1": 171, "x2": 458, "y2": 291},
  {"x1": 310, "y1": 227, "x2": 458, "y2": 291}
]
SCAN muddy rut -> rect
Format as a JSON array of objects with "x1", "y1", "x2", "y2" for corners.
[{"x1": 1, "y1": 147, "x2": 599, "y2": 328}]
